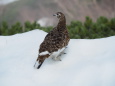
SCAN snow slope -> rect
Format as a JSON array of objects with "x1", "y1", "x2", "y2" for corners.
[{"x1": 0, "y1": 29, "x2": 115, "y2": 86}]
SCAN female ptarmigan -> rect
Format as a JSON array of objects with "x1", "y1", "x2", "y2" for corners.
[{"x1": 34, "y1": 12, "x2": 70, "y2": 69}]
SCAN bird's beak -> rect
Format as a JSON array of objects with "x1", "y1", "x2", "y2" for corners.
[{"x1": 53, "y1": 14, "x2": 57, "y2": 16}]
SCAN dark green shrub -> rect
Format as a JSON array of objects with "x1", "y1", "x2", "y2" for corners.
[{"x1": 0, "y1": 16, "x2": 115, "y2": 39}]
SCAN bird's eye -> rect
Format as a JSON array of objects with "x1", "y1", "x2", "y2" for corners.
[{"x1": 57, "y1": 13, "x2": 60, "y2": 16}]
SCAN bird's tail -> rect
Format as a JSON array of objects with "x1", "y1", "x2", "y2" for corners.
[
  {"x1": 34, "y1": 54, "x2": 49, "y2": 69},
  {"x1": 34, "y1": 57, "x2": 45, "y2": 69},
  {"x1": 37, "y1": 60, "x2": 45, "y2": 69}
]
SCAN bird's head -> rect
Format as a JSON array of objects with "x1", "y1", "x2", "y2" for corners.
[{"x1": 53, "y1": 12, "x2": 65, "y2": 19}]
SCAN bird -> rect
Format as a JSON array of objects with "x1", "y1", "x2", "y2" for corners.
[{"x1": 34, "y1": 12, "x2": 70, "y2": 69}]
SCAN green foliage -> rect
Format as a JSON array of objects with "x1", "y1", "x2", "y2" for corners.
[{"x1": 0, "y1": 16, "x2": 115, "y2": 39}]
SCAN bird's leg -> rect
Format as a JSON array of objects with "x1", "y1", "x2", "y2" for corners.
[
  {"x1": 52, "y1": 47, "x2": 67, "y2": 61},
  {"x1": 59, "y1": 52, "x2": 66, "y2": 56},
  {"x1": 52, "y1": 56, "x2": 61, "y2": 61},
  {"x1": 56, "y1": 53, "x2": 62, "y2": 61},
  {"x1": 58, "y1": 47, "x2": 67, "y2": 56},
  {"x1": 53, "y1": 55, "x2": 61, "y2": 61},
  {"x1": 52, "y1": 53, "x2": 62, "y2": 61},
  {"x1": 55, "y1": 47, "x2": 67, "y2": 61},
  {"x1": 56, "y1": 56, "x2": 62, "y2": 61}
]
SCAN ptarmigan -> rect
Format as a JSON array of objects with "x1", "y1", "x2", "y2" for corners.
[{"x1": 34, "y1": 12, "x2": 70, "y2": 69}]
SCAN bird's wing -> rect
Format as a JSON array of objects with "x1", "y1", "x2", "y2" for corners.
[{"x1": 39, "y1": 27, "x2": 66, "y2": 53}]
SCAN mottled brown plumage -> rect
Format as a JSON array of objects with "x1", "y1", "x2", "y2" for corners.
[{"x1": 34, "y1": 12, "x2": 70, "y2": 69}]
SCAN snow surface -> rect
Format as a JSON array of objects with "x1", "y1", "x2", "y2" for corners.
[{"x1": 0, "y1": 29, "x2": 115, "y2": 86}]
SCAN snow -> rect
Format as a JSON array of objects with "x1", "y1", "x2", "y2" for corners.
[
  {"x1": 0, "y1": 0, "x2": 18, "y2": 5},
  {"x1": 37, "y1": 18, "x2": 54, "y2": 27},
  {"x1": 0, "y1": 29, "x2": 115, "y2": 86}
]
